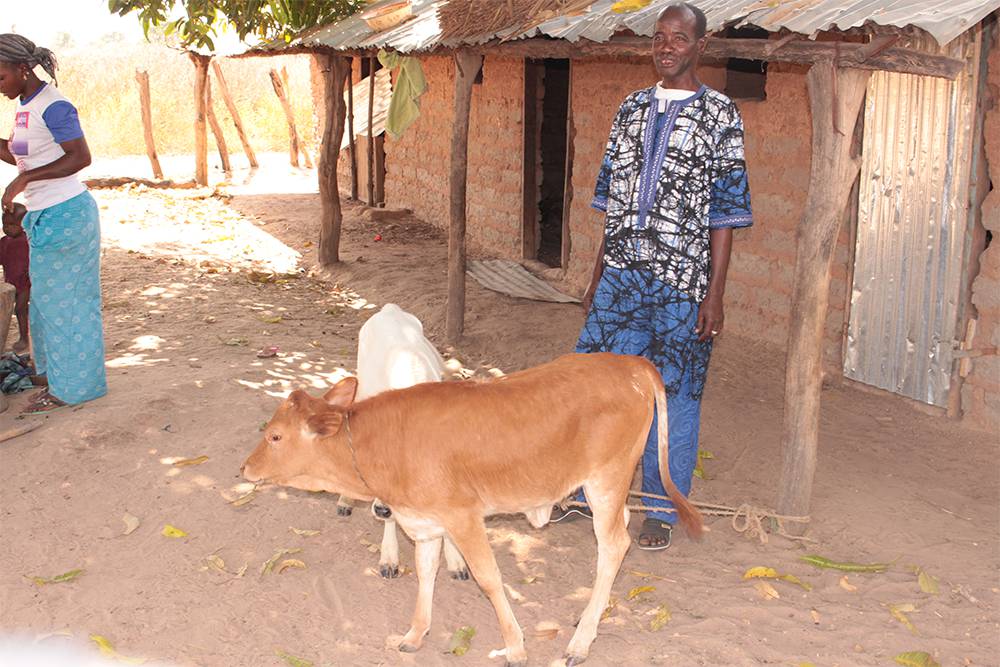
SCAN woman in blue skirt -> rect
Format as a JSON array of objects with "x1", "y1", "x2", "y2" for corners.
[{"x1": 0, "y1": 34, "x2": 106, "y2": 414}]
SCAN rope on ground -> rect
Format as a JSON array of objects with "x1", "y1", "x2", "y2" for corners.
[{"x1": 563, "y1": 489, "x2": 813, "y2": 545}]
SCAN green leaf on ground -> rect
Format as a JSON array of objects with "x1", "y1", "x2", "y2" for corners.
[
  {"x1": 276, "y1": 650, "x2": 313, "y2": 667},
  {"x1": 162, "y1": 524, "x2": 187, "y2": 538},
  {"x1": 916, "y1": 569, "x2": 939, "y2": 595},
  {"x1": 649, "y1": 604, "x2": 671, "y2": 631},
  {"x1": 90, "y1": 635, "x2": 147, "y2": 665},
  {"x1": 894, "y1": 651, "x2": 940, "y2": 667},
  {"x1": 800, "y1": 555, "x2": 889, "y2": 572},
  {"x1": 289, "y1": 527, "x2": 320, "y2": 537},
  {"x1": 31, "y1": 568, "x2": 84, "y2": 586},
  {"x1": 626, "y1": 585, "x2": 656, "y2": 601},
  {"x1": 173, "y1": 455, "x2": 209, "y2": 467},
  {"x1": 888, "y1": 603, "x2": 918, "y2": 634},
  {"x1": 261, "y1": 548, "x2": 302, "y2": 576},
  {"x1": 446, "y1": 626, "x2": 476, "y2": 656}
]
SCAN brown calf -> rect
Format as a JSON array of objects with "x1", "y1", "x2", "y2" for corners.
[{"x1": 242, "y1": 352, "x2": 702, "y2": 666}]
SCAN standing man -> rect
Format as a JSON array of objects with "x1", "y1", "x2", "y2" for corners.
[{"x1": 554, "y1": 3, "x2": 752, "y2": 550}]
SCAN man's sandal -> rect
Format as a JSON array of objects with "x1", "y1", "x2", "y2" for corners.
[
  {"x1": 550, "y1": 504, "x2": 593, "y2": 523},
  {"x1": 22, "y1": 395, "x2": 68, "y2": 416},
  {"x1": 636, "y1": 518, "x2": 673, "y2": 551}
]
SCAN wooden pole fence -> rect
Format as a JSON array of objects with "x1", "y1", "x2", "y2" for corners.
[
  {"x1": 318, "y1": 55, "x2": 351, "y2": 265},
  {"x1": 205, "y1": 76, "x2": 232, "y2": 175},
  {"x1": 367, "y1": 57, "x2": 376, "y2": 206},
  {"x1": 283, "y1": 67, "x2": 313, "y2": 168},
  {"x1": 347, "y1": 57, "x2": 358, "y2": 200},
  {"x1": 189, "y1": 53, "x2": 210, "y2": 186},
  {"x1": 211, "y1": 61, "x2": 258, "y2": 168},
  {"x1": 134, "y1": 69, "x2": 163, "y2": 180},
  {"x1": 446, "y1": 51, "x2": 484, "y2": 343},
  {"x1": 270, "y1": 67, "x2": 313, "y2": 169}
]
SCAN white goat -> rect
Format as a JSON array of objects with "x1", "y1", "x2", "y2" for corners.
[{"x1": 337, "y1": 303, "x2": 468, "y2": 579}]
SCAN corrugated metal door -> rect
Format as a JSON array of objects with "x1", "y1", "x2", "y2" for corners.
[{"x1": 844, "y1": 31, "x2": 984, "y2": 406}]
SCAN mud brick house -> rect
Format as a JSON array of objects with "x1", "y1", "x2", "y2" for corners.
[{"x1": 258, "y1": 1, "x2": 1000, "y2": 522}]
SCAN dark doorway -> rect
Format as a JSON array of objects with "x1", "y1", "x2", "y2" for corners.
[
  {"x1": 523, "y1": 58, "x2": 571, "y2": 268},
  {"x1": 723, "y1": 25, "x2": 768, "y2": 101}
]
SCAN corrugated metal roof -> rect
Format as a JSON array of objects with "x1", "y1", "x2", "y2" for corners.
[
  {"x1": 278, "y1": 0, "x2": 998, "y2": 54},
  {"x1": 532, "y1": 0, "x2": 1000, "y2": 46}
]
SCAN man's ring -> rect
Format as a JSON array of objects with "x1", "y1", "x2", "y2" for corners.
[{"x1": 711, "y1": 330, "x2": 720, "y2": 335}]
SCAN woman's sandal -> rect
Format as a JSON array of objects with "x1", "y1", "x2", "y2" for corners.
[
  {"x1": 636, "y1": 518, "x2": 673, "y2": 551},
  {"x1": 22, "y1": 394, "x2": 68, "y2": 416},
  {"x1": 25, "y1": 389, "x2": 50, "y2": 406}
]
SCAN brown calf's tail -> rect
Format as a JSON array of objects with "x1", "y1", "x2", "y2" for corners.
[{"x1": 654, "y1": 373, "x2": 704, "y2": 539}]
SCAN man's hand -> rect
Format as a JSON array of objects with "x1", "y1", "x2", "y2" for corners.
[
  {"x1": 696, "y1": 293, "x2": 724, "y2": 342},
  {"x1": 2, "y1": 174, "x2": 27, "y2": 213}
]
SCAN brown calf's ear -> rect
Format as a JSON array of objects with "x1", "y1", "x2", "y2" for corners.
[
  {"x1": 287, "y1": 389, "x2": 312, "y2": 410},
  {"x1": 306, "y1": 409, "x2": 345, "y2": 437},
  {"x1": 323, "y1": 376, "x2": 358, "y2": 408}
]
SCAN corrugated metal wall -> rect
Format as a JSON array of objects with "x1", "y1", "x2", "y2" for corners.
[{"x1": 844, "y1": 30, "x2": 984, "y2": 406}]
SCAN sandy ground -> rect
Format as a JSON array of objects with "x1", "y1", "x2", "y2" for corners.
[{"x1": 0, "y1": 161, "x2": 997, "y2": 667}]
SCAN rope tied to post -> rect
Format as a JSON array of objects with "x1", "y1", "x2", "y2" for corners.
[{"x1": 562, "y1": 489, "x2": 812, "y2": 545}]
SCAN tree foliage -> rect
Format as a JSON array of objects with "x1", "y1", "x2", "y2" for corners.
[{"x1": 107, "y1": 0, "x2": 365, "y2": 50}]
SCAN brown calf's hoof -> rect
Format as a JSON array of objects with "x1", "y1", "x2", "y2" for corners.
[
  {"x1": 506, "y1": 661, "x2": 527, "y2": 667},
  {"x1": 379, "y1": 564, "x2": 400, "y2": 579},
  {"x1": 450, "y1": 568, "x2": 470, "y2": 581},
  {"x1": 336, "y1": 505, "x2": 353, "y2": 517},
  {"x1": 564, "y1": 653, "x2": 588, "y2": 666},
  {"x1": 398, "y1": 643, "x2": 419, "y2": 653}
]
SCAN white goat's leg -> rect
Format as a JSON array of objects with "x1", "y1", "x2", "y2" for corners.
[
  {"x1": 443, "y1": 537, "x2": 469, "y2": 580},
  {"x1": 379, "y1": 518, "x2": 401, "y2": 579}
]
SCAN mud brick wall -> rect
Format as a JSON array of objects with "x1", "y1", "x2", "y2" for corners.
[
  {"x1": 964, "y1": 31, "x2": 1000, "y2": 431},
  {"x1": 382, "y1": 55, "x2": 524, "y2": 259}
]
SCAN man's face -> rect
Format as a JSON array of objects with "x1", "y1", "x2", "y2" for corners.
[{"x1": 652, "y1": 8, "x2": 705, "y2": 84}]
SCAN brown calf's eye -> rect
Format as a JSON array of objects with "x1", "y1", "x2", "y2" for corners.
[{"x1": 269, "y1": 433, "x2": 282, "y2": 444}]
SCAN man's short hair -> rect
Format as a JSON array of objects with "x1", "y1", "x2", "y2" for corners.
[{"x1": 658, "y1": 2, "x2": 708, "y2": 39}]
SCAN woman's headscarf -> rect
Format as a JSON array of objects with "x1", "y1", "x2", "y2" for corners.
[{"x1": 0, "y1": 34, "x2": 58, "y2": 86}]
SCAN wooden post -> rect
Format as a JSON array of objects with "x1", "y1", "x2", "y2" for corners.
[
  {"x1": 318, "y1": 55, "x2": 350, "y2": 265},
  {"x1": 347, "y1": 57, "x2": 358, "y2": 200},
  {"x1": 211, "y1": 60, "x2": 258, "y2": 168},
  {"x1": 282, "y1": 67, "x2": 313, "y2": 168},
  {"x1": 190, "y1": 53, "x2": 210, "y2": 186},
  {"x1": 270, "y1": 68, "x2": 312, "y2": 168},
  {"x1": 134, "y1": 70, "x2": 163, "y2": 180},
  {"x1": 374, "y1": 134, "x2": 385, "y2": 205},
  {"x1": 367, "y1": 57, "x2": 376, "y2": 206},
  {"x1": 205, "y1": 76, "x2": 231, "y2": 174},
  {"x1": 446, "y1": 51, "x2": 483, "y2": 343},
  {"x1": 561, "y1": 60, "x2": 575, "y2": 270},
  {"x1": 776, "y1": 61, "x2": 871, "y2": 533}
]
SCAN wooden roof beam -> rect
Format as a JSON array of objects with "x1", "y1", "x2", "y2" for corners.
[
  {"x1": 465, "y1": 36, "x2": 963, "y2": 79},
  {"x1": 244, "y1": 34, "x2": 961, "y2": 80},
  {"x1": 765, "y1": 33, "x2": 798, "y2": 57}
]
